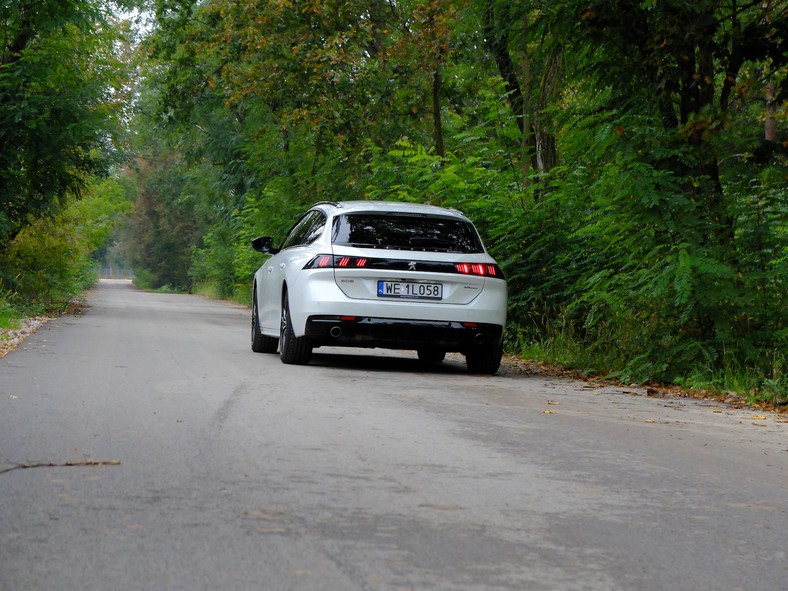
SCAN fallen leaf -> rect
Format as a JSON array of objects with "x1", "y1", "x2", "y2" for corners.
[
  {"x1": 546, "y1": 400, "x2": 560, "y2": 405},
  {"x1": 748, "y1": 416, "x2": 767, "y2": 420},
  {"x1": 542, "y1": 410, "x2": 556, "y2": 414},
  {"x1": 644, "y1": 419, "x2": 656, "y2": 423}
]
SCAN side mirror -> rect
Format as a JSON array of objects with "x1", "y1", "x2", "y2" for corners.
[{"x1": 251, "y1": 236, "x2": 276, "y2": 254}]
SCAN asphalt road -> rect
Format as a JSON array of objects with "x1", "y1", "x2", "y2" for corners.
[{"x1": 1, "y1": 279, "x2": 786, "y2": 591}]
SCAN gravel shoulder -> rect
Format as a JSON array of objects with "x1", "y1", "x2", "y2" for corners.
[{"x1": 0, "y1": 316, "x2": 53, "y2": 359}]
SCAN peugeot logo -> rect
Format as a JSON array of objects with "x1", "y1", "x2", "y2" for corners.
[{"x1": 408, "y1": 261, "x2": 417, "y2": 271}]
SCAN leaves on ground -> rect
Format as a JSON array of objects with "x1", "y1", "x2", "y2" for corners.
[{"x1": 0, "y1": 317, "x2": 53, "y2": 359}]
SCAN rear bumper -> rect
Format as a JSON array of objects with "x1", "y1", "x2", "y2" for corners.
[{"x1": 304, "y1": 315, "x2": 503, "y2": 352}]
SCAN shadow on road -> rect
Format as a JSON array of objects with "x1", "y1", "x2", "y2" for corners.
[{"x1": 309, "y1": 349, "x2": 470, "y2": 375}]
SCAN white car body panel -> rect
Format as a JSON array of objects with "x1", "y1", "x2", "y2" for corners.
[{"x1": 251, "y1": 201, "x2": 508, "y2": 372}]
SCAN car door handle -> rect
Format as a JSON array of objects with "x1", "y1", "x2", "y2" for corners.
[{"x1": 279, "y1": 263, "x2": 286, "y2": 270}]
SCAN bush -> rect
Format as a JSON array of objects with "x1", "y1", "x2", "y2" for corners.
[
  {"x1": 0, "y1": 295, "x2": 21, "y2": 330},
  {"x1": 0, "y1": 177, "x2": 130, "y2": 311}
]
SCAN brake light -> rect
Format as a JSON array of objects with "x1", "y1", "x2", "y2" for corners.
[
  {"x1": 455, "y1": 263, "x2": 502, "y2": 277},
  {"x1": 304, "y1": 254, "x2": 371, "y2": 269}
]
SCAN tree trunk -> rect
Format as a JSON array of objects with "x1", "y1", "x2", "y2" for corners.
[
  {"x1": 432, "y1": 64, "x2": 445, "y2": 160},
  {"x1": 765, "y1": 82, "x2": 777, "y2": 142},
  {"x1": 482, "y1": 2, "x2": 525, "y2": 135},
  {"x1": 483, "y1": 0, "x2": 559, "y2": 196},
  {"x1": 519, "y1": 12, "x2": 532, "y2": 189}
]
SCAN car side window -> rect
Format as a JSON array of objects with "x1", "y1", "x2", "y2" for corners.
[
  {"x1": 303, "y1": 212, "x2": 326, "y2": 245},
  {"x1": 280, "y1": 214, "x2": 312, "y2": 250},
  {"x1": 280, "y1": 211, "x2": 326, "y2": 250}
]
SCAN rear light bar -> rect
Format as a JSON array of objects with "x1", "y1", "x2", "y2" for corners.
[
  {"x1": 305, "y1": 255, "x2": 370, "y2": 269},
  {"x1": 303, "y1": 255, "x2": 504, "y2": 278},
  {"x1": 454, "y1": 263, "x2": 501, "y2": 277}
]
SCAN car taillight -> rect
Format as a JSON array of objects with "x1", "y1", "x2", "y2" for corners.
[
  {"x1": 304, "y1": 255, "x2": 371, "y2": 269},
  {"x1": 336, "y1": 257, "x2": 368, "y2": 268},
  {"x1": 455, "y1": 263, "x2": 502, "y2": 277}
]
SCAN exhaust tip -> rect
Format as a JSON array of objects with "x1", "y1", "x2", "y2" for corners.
[
  {"x1": 330, "y1": 326, "x2": 342, "y2": 338},
  {"x1": 474, "y1": 333, "x2": 485, "y2": 345}
]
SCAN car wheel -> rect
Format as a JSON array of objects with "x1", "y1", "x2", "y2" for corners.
[
  {"x1": 251, "y1": 287, "x2": 278, "y2": 353},
  {"x1": 465, "y1": 341, "x2": 502, "y2": 374},
  {"x1": 279, "y1": 290, "x2": 312, "y2": 365},
  {"x1": 417, "y1": 348, "x2": 446, "y2": 363}
]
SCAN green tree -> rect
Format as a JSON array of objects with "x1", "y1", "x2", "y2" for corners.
[
  {"x1": 0, "y1": 0, "x2": 136, "y2": 247},
  {"x1": 1, "y1": 175, "x2": 133, "y2": 309},
  {"x1": 527, "y1": 0, "x2": 788, "y2": 382}
]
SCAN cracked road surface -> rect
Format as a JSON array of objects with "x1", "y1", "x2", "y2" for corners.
[{"x1": 1, "y1": 280, "x2": 786, "y2": 590}]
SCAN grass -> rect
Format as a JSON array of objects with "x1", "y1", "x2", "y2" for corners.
[
  {"x1": 0, "y1": 298, "x2": 21, "y2": 331},
  {"x1": 508, "y1": 320, "x2": 787, "y2": 411}
]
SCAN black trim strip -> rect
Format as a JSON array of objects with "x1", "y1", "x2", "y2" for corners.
[{"x1": 303, "y1": 254, "x2": 505, "y2": 279}]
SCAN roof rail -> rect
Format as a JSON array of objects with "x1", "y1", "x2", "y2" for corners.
[{"x1": 313, "y1": 200, "x2": 340, "y2": 208}]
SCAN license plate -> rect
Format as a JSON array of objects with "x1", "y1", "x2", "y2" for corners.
[{"x1": 377, "y1": 281, "x2": 443, "y2": 300}]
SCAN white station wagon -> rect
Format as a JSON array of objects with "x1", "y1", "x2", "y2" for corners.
[{"x1": 251, "y1": 201, "x2": 508, "y2": 373}]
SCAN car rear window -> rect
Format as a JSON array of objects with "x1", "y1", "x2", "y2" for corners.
[{"x1": 332, "y1": 213, "x2": 484, "y2": 253}]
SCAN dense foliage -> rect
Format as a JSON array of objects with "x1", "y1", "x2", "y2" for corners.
[{"x1": 0, "y1": 0, "x2": 137, "y2": 310}]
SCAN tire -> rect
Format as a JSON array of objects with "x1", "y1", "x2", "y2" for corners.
[
  {"x1": 417, "y1": 348, "x2": 446, "y2": 364},
  {"x1": 465, "y1": 341, "x2": 503, "y2": 374},
  {"x1": 251, "y1": 287, "x2": 278, "y2": 353},
  {"x1": 279, "y1": 291, "x2": 312, "y2": 365}
]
